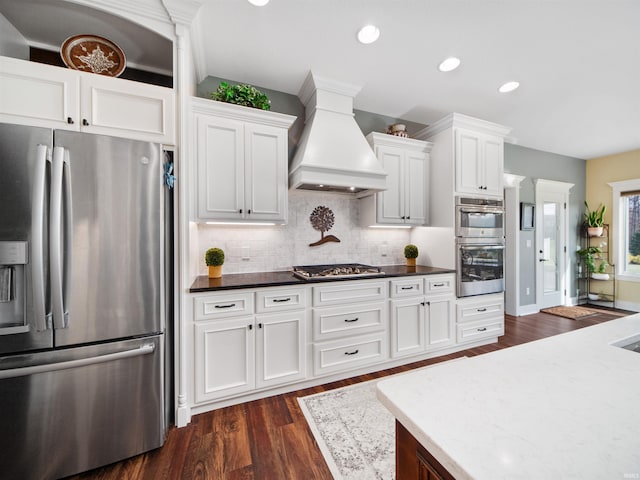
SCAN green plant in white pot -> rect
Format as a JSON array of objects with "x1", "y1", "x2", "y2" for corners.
[{"x1": 584, "y1": 201, "x2": 606, "y2": 237}]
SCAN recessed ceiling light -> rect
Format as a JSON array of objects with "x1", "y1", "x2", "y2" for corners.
[
  {"x1": 498, "y1": 81, "x2": 520, "y2": 93},
  {"x1": 357, "y1": 25, "x2": 380, "y2": 44},
  {"x1": 247, "y1": 0, "x2": 269, "y2": 6},
  {"x1": 438, "y1": 57, "x2": 461, "y2": 72}
]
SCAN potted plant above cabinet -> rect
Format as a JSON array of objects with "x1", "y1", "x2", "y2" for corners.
[{"x1": 359, "y1": 132, "x2": 432, "y2": 227}]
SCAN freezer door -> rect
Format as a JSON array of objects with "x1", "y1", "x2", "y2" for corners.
[
  {"x1": 52, "y1": 131, "x2": 163, "y2": 346},
  {"x1": 0, "y1": 335, "x2": 165, "y2": 479},
  {"x1": 0, "y1": 123, "x2": 53, "y2": 354}
]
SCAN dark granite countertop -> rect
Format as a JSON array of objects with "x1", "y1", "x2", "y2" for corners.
[{"x1": 189, "y1": 265, "x2": 455, "y2": 293}]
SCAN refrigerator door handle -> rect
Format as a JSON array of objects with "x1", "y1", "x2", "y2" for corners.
[
  {"x1": 50, "y1": 147, "x2": 72, "y2": 329},
  {"x1": 0, "y1": 342, "x2": 156, "y2": 380},
  {"x1": 31, "y1": 144, "x2": 51, "y2": 332}
]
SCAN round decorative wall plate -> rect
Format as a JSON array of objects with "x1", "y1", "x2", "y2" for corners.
[{"x1": 61, "y1": 34, "x2": 126, "y2": 77}]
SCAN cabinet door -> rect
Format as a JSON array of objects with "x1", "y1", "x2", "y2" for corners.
[
  {"x1": 0, "y1": 56, "x2": 79, "y2": 130},
  {"x1": 80, "y1": 73, "x2": 175, "y2": 144},
  {"x1": 481, "y1": 135, "x2": 504, "y2": 196},
  {"x1": 255, "y1": 311, "x2": 307, "y2": 388},
  {"x1": 196, "y1": 114, "x2": 245, "y2": 220},
  {"x1": 405, "y1": 150, "x2": 426, "y2": 225},
  {"x1": 455, "y1": 129, "x2": 482, "y2": 194},
  {"x1": 376, "y1": 146, "x2": 405, "y2": 223},
  {"x1": 194, "y1": 317, "x2": 255, "y2": 403},
  {"x1": 244, "y1": 123, "x2": 288, "y2": 222},
  {"x1": 425, "y1": 297, "x2": 455, "y2": 351},
  {"x1": 390, "y1": 297, "x2": 426, "y2": 358}
]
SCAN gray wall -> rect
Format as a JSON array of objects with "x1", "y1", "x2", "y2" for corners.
[
  {"x1": 504, "y1": 144, "x2": 586, "y2": 306},
  {"x1": 197, "y1": 76, "x2": 426, "y2": 159}
]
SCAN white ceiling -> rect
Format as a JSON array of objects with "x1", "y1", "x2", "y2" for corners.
[
  {"x1": 2, "y1": 0, "x2": 638, "y2": 160},
  {"x1": 192, "y1": 0, "x2": 640, "y2": 160}
]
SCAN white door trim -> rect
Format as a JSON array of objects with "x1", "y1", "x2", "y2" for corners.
[
  {"x1": 534, "y1": 179, "x2": 574, "y2": 308},
  {"x1": 503, "y1": 173, "x2": 526, "y2": 316}
]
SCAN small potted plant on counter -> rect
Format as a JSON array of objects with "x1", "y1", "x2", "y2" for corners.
[
  {"x1": 584, "y1": 201, "x2": 606, "y2": 237},
  {"x1": 404, "y1": 244, "x2": 419, "y2": 267},
  {"x1": 205, "y1": 247, "x2": 225, "y2": 278}
]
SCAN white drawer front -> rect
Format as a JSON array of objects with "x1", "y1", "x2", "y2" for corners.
[
  {"x1": 255, "y1": 288, "x2": 307, "y2": 313},
  {"x1": 425, "y1": 274, "x2": 455, "y2": 296},
  {"x1": 390, "y1": 278, "x2": 424, "y2": 298},
  {"x1": 456, "y1": 318, "x2": 504, "y2": 344},
  {"x1": 194, "y1": 292, "x2": 254, "y2": 320},
  {"x1": 313, "y1": 333, "x2": 388, "y2": 376},
  {"x1": 312, "y1": 302, "x2": 387, "y2": 341},
  {"x1": 456, "y1": 298, "x2": 504, "y2": 323},
  {"x1": 313, "y1": 280, "x2": 387, "y2": 307}
]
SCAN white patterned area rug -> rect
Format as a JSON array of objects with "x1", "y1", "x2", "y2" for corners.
[
  {"x1": 298, "y1": 358, "x2": 467, "y2": 480},
  {"x1": 299, "y1": 378, "x2": 394, "y2": 480}
]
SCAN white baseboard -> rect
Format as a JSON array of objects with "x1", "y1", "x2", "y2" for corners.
[
  {"x1": 515, "y1": 304, "x2": 540, "y2": 316},
  {"x1": 613, "y1": 299, "x2": 640, "y2": 313}
]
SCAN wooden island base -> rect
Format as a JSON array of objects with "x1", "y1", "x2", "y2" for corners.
[{"x1": 396, "y1": 421, "x2": 456, "y2": 480}]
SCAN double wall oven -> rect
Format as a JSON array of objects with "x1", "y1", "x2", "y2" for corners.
[{"x1": 455, "y1": 197, "x2": 505, "y2": 297}]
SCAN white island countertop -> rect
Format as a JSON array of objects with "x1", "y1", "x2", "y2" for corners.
[{"x1": 377, "y1": 314, "x2": 640, "y2": 479}]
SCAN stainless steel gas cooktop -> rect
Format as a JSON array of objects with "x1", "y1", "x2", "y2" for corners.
[{"x1": 292, "y1": 263, "x2": 384, "y2": 280}]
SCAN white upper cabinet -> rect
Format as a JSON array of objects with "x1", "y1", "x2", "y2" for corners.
[
  {"x1": 360, "y1": 132, "x2": 432, "y2": 226},
  {"x1": 455, "y1": 128, "x2": 504, "y2": 197},
  {"x1": 191, "y1": 97, "x2": 295, "y2": 223},
  {"x1": 0, "y1": 56, "x2": 175, "y2": 144}
]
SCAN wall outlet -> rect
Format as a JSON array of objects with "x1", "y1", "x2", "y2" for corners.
[
  {"x1": 526, "y1": 239, "x2": 532, "y2": 248},
  {"x1": 241, "y1": 246, "x2": 250, "y2": 261},
  {"x1": 381, "y1": 242, "x2": 388, "y2": 257},
  {"x1": 526, "y1": 287, "x2": 530, "y2": 296}
]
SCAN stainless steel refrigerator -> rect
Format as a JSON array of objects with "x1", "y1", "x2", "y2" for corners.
[{"x1": 0, "y1": 123, "x2": 166, "y2": 479}]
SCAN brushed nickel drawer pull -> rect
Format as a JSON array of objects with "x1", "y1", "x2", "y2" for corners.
[
  {"x1": 344, "y1": 317, "x2": 359, "y2": 323},
  {"x1": 215, "y1": 303, "x2": 236, "y2": 309},
  {"x1": 344, "y1": 349, "x2": 359, "y2": 355}
]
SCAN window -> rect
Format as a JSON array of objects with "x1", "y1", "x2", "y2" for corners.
[{"x1": 609, "y1": 179, "x2": 640, "y2": 281}]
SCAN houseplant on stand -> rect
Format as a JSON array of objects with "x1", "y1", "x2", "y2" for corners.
[
  {"x1": 404, "y1": 244, "x2": 419, "y2": 267},
  {"x1": 205, "y1": 247, "x2": 225, "y2": 278},
  {"x1": 577, "y1": 246, "x2": 602, "y2": 276},
  {"x1": 584, "y1": 201, "x2": 606, "y2": 237}
]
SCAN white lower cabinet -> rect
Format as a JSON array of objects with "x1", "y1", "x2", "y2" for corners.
[
  {"x1": 193, "y1": 287, "x2": 308, "y2": 404},
  {"x1": 255, "y1": 311, "x2": 307, "y2": 389},
  {"x1": 195, "y1": 316, "x2": 255, "y2": 403},
  {"x1": 456, "y1": 293, "x2": 505, "y2": 344},
  {"x1": 390, "y1": 275, "x2": 455, "y2": 358},
  {"x1": 189, "y1": 275, "x2": 506, "y2": 416}
]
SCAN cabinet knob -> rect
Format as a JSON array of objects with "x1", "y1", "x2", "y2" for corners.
[
  {"x1": 248, "y1": 209, "x2": 251, "y2": 214},
  {"x1": 407, "y1": 216, "x2": 410, "y2": 220},
  {"x1": 239, "y1": 209, "x2": 243, "y2": 214},
  {"x1": 82, "y1": 119, "x2": 89, "y2": 126},
  {"x1": 401, "y1": 216, "x2": 406, "y2": 219},
  {"x1": 258, "y1": 323, "x2": 263, "y2": 329},
  {"x1": 248, "y1": 324, "x2": 253, "y2": 330},
  {"x1": 67, "y1": 117, "x2": 74, "y2": 125}
]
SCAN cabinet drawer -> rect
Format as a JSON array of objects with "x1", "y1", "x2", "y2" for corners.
[
  {"x1": 313, "y1": 333, "x2": 388, "y2": 376},
  {"x1": 312, "y1": 302, "x2": 387, "y2": 341},
  {"x1": 313, "y1": 280, "x2": 387, "y2": 307},
  {"x1": 255, "y1": 288, "x2": 307, "y2": 313},
  {"x1": 456, "y1": 318, "x2": 504, "y2": 344},
  {"x1": 390, "y1": 278, "x2": 424, "y2": 298},
  {"x1": 456, "y1": 297, "x2": 504, "y2": 323},
  {"x1": 425, "y1": 274, "x2": 455, "y2": 296},
  {"x1": 194, "y1": 292, "x2": 254, "y2": 320}
]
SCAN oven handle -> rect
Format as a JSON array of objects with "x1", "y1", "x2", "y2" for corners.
[
  {"x1": 459, "y1": 244, "x2": 505, "y2": 250},
  {"x1": 458, "y1": 207, "x2": 504, "y2": 214}
]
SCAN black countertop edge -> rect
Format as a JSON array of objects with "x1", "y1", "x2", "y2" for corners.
[{"x1": 189, "y1": 265, "x2": 455, "y2": 293}]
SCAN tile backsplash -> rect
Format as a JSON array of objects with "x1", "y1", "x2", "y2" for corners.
[{"x1": 197, "y1": 190, "x2": 411, "y2": 275}]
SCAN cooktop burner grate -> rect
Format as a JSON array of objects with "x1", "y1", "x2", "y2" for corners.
[{"x1": 292, "y1": 263, "x2": 383, "y2": 280}]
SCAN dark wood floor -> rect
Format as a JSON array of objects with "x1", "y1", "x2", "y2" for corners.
[{"x1": 70, "y1": 307, "x2": 630, "y2": 480}]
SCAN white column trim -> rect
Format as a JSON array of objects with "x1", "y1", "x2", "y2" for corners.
[{"x1": 503, "y1": 174, "x2": 525, "y2": 316}]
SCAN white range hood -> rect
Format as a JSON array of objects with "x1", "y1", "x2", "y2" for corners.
[{"x1": 288, "y1": 72, "x2": 387, "y2": 195}]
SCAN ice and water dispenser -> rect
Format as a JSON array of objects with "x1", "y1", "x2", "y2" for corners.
[{"x1": 0, "y1": 241, "x2": 29, "y2": 334}]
